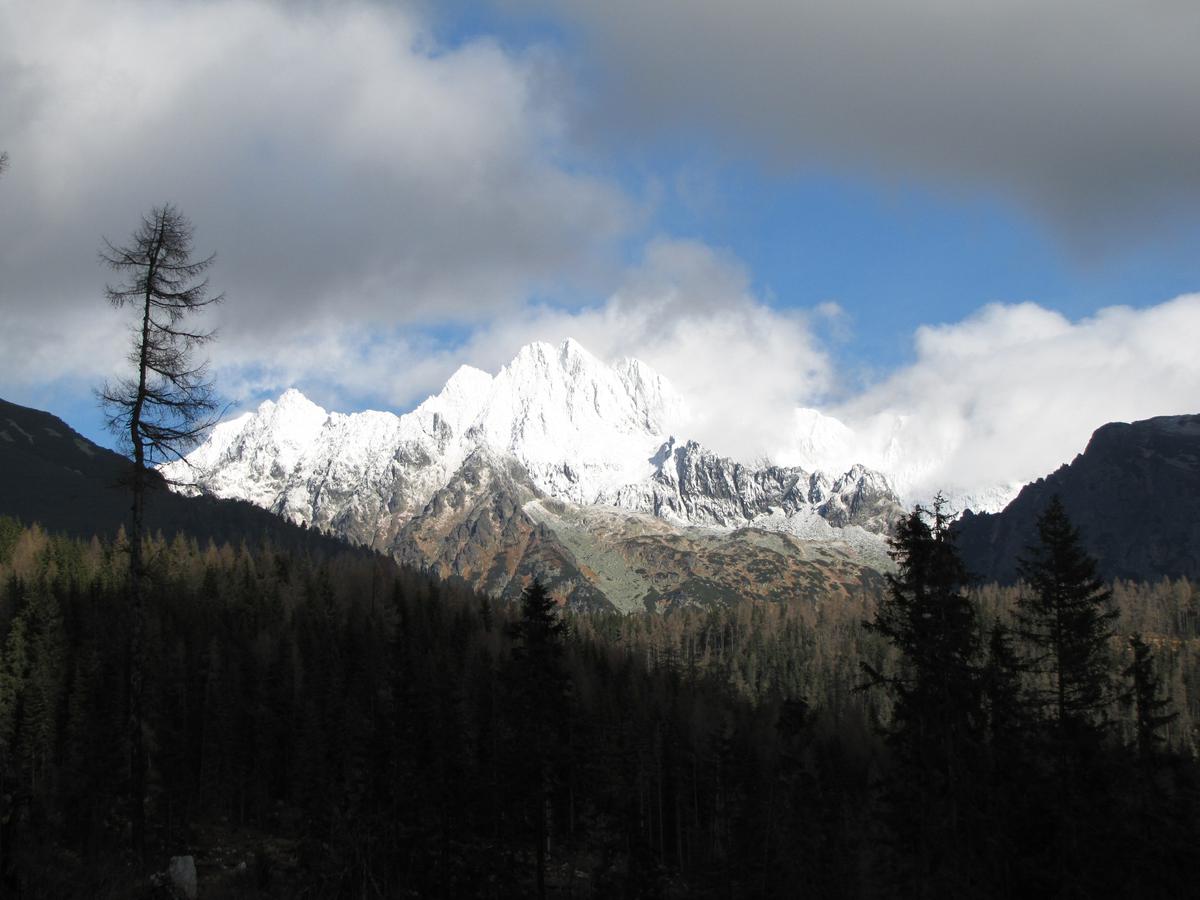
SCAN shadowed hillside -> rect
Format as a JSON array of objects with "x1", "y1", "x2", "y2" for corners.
[
  {"x1": 0, "y1": 397, "x2": 355, "y2": 556},
  {"x1": 956, "y1": 414, "x2": 1200, "y2": 583}
]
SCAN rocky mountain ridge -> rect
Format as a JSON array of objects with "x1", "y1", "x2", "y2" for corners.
[{"x1": 164, "y1": 339, "x2": 903, "y2": 608}]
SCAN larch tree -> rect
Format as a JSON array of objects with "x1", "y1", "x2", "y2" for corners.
[{"x1": 97, "y1": 203, "x2": 222, "y2": 860}]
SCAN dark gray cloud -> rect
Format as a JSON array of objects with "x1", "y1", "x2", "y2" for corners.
[
  {"x1": 505, "y1": 0, "x2": 1200, "y2": 238},
  {"x1": 0, "y1": 0, "x2": 629, "y2": 386}
]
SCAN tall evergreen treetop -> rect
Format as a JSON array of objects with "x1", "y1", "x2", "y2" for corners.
[
  {"x1": 506, "y1": 578, "x2": 570, "y2": 899},
  {"x1": 511, "y1": 578, "x2": 567, "y2": 661},
  {"x1": 863, "y1": 497, "x2": 984, "y2": 891},
  {"x1": 1017, "y1": 495, "x2": 1118, "y2": 745},
  {"x1": 505, "y1": 578, "x2": 571, "y2": 745},
  {"x1": 865, "y1": 496, "x2": 981, "y2": 738}
]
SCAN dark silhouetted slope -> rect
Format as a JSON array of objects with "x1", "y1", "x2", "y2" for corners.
[
  {"x1": 956, "y1": 414, "x2": 1200, "y2": 583},
  {"x1": 0, "y1": 397, "x2": 354, "y2": 554}
]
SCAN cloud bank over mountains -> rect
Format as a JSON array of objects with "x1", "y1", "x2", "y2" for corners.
[
  {"x1": 426, "y1": 256, "x2": 1200, "y2": 505},
  {"x1": 2, "y1": 1, "x2": 1199, "y2": 504},
  {"x1": 797, "y1": 295, "x2": 1200, "y2": 502}
]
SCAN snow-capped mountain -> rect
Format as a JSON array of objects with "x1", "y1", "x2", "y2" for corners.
[
  {"x1": 170, "y1": 340, "x2": 683, "y2": 529},
  {"x1": 601, "y1": 439, "x2": 898, "y2": 533},
  {"x1": 164, "y1": 339, "x2": 904, "y2": 608},
  {"x1": 167, "y1": 339, "x2": 899, "y2": 537}
]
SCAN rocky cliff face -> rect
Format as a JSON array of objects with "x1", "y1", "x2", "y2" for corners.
[
  {"x1": 955, "y1": 414, "x2": 1200, "y2": 583},
  {"x1": 603, "y1": 439, "x2": 901, "y2": 532},
  {"x1": 389, "y1": 449, "x2": 613, "y2": 610}
]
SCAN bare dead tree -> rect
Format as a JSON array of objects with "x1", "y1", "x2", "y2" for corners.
[{"x1": 98, "y1": 203, "x2": 223, "y2": 861}]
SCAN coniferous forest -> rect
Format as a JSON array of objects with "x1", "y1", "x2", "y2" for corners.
[
  {"x1": 8, "y1": 1, "x2": 1200, "y2": 896},
  {"x1": 1, "y1": 506, "x2": 1199, "y2": 898}
]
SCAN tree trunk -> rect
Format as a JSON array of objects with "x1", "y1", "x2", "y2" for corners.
[
  {"x1": 127, "y1": 224, "x2": 160, "y2": 864},
  {"x1": 128, "y1": 445, "x2": 146, "y2": 863}
]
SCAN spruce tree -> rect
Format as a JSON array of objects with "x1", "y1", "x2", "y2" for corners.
[
  {"x1": 1016, "y1": 496, "x2": 1118, "y2": 758},
  {"x1": 1123, "y1": 633, "x2": 1177, "y2": 765},
  {"x1": 506, "y1": 578, "x2": 569, "y2": 899},
  {"x1": 864, "y1": 499, "x2": 982, "y2": 754},
  {"x1": 863, "y1": 497, "x2": 984, "y2": 892},
  {"x1": 1015, "y1": 497, "x2": 1123, "y2": 894},
  {"x1": 982, "y1": 624, "x2": 1025, "y2": 751}
]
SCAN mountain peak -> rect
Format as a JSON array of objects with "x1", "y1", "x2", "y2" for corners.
[
  {"x1": 272, "y1": 387, "x2": 325, "y2": 415},
  {"x1": 560, "y1": 336, "x2": 586, "y2": 355},
  {"x1": 505, "y1": 337, "x2": 603, "y2": 376},
  {"x1": 437, "y1": 364, "x2": 493, "y2": 406}
]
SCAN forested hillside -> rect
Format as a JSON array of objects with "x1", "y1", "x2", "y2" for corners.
[{"x1": 2, "y1": 514, "x2": 1198, "y2": 897}]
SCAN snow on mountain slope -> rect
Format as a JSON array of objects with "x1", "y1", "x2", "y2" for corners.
[
  {"x1": 163, "y1": 339, "x2": 906, "y2": 548},
  {"x1": 602, "y1": 438, "x2": 901, "y2": 533},
  {"x1": 175, "y1": 388, "x2": 329, "y2": 509},
  {"x1": 164, "y1": 340, "x2": 683, "y2": 531},
  {"x1": 465, "y1": 338, "x2": 683, "y2": 502}
]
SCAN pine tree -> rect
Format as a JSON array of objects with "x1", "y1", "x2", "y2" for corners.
[
  {"x1": 1013, "y1": 497, "x2": 1124, "y2": 893},
  {"x1": 864, "y1": 499, "x2": 982, "y2": 752},
  {"x1": 0, "y1": 608, "x2": 29, "y2": 783},
  {"x1": 1123, "y1": 633, "x2": 1177, "y2": 765},
  {"x1": 16, "y1": 585, "x2": 65, "y2": 797},
  {"x1": 862, "y1": 497, "x2": 984, "y2": 892},
  {"x1": 1016, "y1": 496, "x2": 1118, "y2": 758},
  {"x1": 982, "y1": 624, "x2": 1025, "y2": 750},
  {"x1": 506, "y1": 579, "x2": 569, "y2": 899}
]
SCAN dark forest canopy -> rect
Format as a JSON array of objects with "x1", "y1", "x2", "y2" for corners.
[{"x1": 1, "y1": 512, "x2": 1199, "y2": 897}]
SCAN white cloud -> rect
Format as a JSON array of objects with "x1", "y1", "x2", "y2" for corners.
[
  {"x1": 435, "y1": 238, "x2": 835, "y2": 462},
  {"x1": 805, "y1": 295, "x2": 1200, "y2": 503},
  {"x1": 335, "y1": 276, "x2": 1200, "y2": 508},
  {"x1": 0, "y1": 0, "x2": 629, "y2": 387}
]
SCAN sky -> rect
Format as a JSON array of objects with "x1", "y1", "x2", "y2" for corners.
[{"x1": 2, "y1": 0, "x2": 1200, "y2": 500}]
